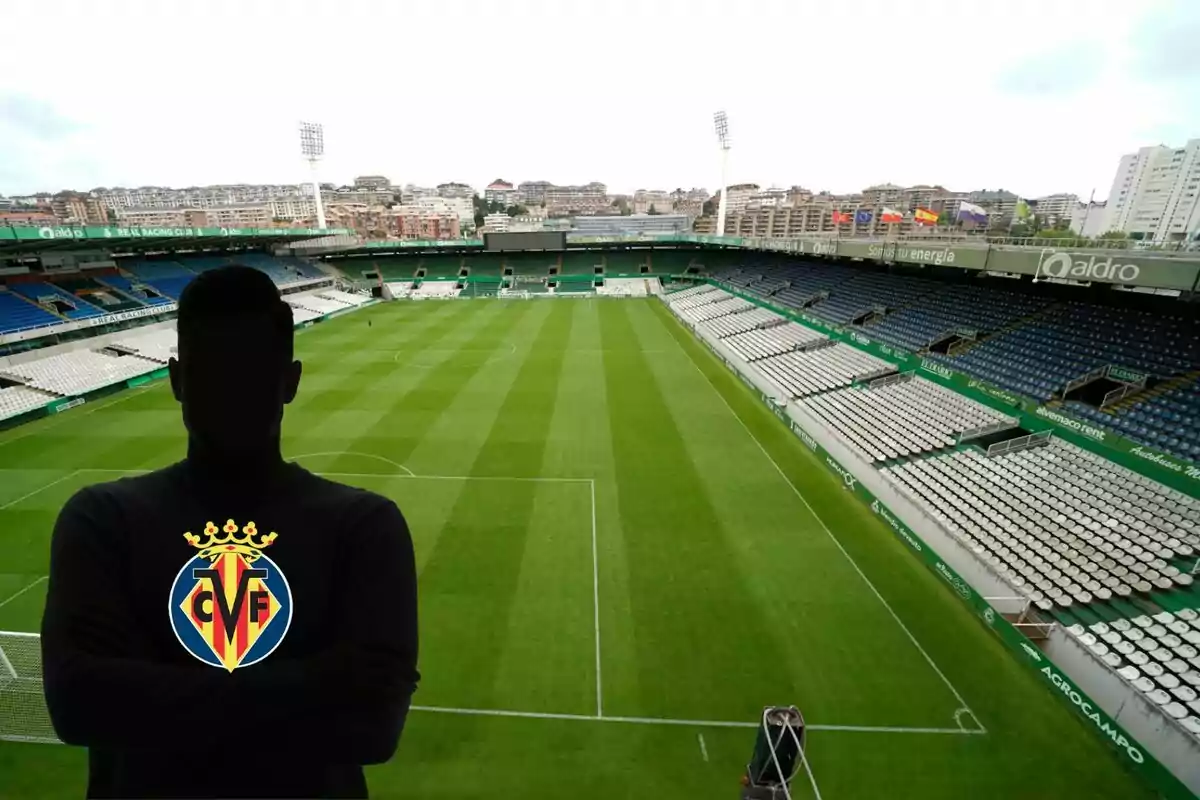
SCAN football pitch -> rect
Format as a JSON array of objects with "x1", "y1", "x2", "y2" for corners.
[{"x1": 0, "y1": 298, "x2": 1154, "y2": 798}]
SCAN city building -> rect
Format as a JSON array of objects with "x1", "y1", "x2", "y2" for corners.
[
  {"x1": 861, "y1": 183, "x2": 907, "y2": 208},
  {"x1": 399, "y1": 184, "x2": 439, "y2": 204},
  {"x1": 97, "y1": 185, "x2": 307, "y2": 210},
  {"x1": 517, "y1": 181, "x2": 552, "y2": 206},
  {"x1": 571, "y1": 214, "x2": 690, "y2": 236},
  {"x1": 546, "y1": 182, "x2": 608, "y2": 216},
  {"x1": 321, "y1": 187, "x2": 394, "y2": 207},
  {"x1": 1070, "y1": 200, "x2": 1108, "y2": 237},
  {"x1": 483, "y1": 213, "x2": 512, "y2": 233},
  {"x1": 968, "y1": 190, "x2": 1021, "y2": 227},
  {"x1": 1102, "y1": 139, "x2": 1200, "y2": 242},
  {"x1": 50, "y1": 192, "x2": 108, "y2": 225},
  {"x1": 353, "y1": 175, "x2": 391, "y2": 191},
  {"x1": 633, "y1": 189, "x2": 672, "y2": 215},
  {"x1": 269, "y1": 195, "x2": 319, "y2": 222},
  {"x1": 413, "y1": 196, "x2": 474, "y2": 228},
  {"x1": 116, "y1": 204, "x2": 275, "y2": 228},
  {"x1": 485, "y1": 179, "x2": 517, "y2": 206},
  {"x1": 390, "y1": 206, "x2": 461, "y2": 240},
  {"x1": 694, "y1": 204, "x2": 918, "y2": 238},
  {"x1": 516, "y1": 181, "x2": 608, "y2": 215},
  {"x1": 436, "y1": 182, "x2": 474, "y2": 199},
  {"x1": 1033, "y1": 193, "x2": 1079, "y2": 224},
  {"x1": 745, "y1": 187, "x2": 791, "y2": 210},
  {"x1": 721, "y1": 183, "x2": 760, "y2": 215},
  {"x1": 0, "y1": 209, "x2": 58, "y2": 226}
]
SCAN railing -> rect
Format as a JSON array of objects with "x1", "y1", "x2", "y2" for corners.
[
  {"x1": 1062, "y1": 365, "x2": 1108, "y2": 395},
  {"x1": 959, "y1": 417, "x2": 1021, "y2": 444},
  {"x1": 985, "y1": 429, "x2": 1053, "y2": 456},
  {"x1": 1101, "y1": 384, "x2": 1142, "y2": 409},
  {"x1": 868, "y1": 370, "x2": 915, "y2": 390}
]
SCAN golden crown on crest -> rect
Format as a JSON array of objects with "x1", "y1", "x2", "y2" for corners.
[{"x1": 184, "y1": 519, "x2": 277, "y2": 563}]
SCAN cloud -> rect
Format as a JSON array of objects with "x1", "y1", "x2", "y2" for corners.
[
  {"x1": 1131, "y1": 1, "x2": 1200, "y2": 82},
  {"x1": 994, "y1": 42, "x2": 1105, "y2": 97},
  {"x1": 0, "y1": 94, "x2": 83, "y2": 141}
]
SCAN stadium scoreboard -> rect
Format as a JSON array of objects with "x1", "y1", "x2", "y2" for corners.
[{"x1": 484, "y1": 232, "x2": 566, "y2": 252}]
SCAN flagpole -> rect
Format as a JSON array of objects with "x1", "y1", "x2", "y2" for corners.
[{"x1": 1079, "y1": 188, "x2": 1095, "y2": 240}]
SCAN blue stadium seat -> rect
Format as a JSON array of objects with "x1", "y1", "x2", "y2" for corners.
[
  {"x1": 8, "y1": 282, "x2": 104, "y2": 320},
  {"x1": 0, "y1": 291, "x2": 64, "y2": 334}
]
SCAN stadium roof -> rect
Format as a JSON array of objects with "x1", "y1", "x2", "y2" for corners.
[{"x1": 0, "y1": 225, "x2": 353, "y2": 257}]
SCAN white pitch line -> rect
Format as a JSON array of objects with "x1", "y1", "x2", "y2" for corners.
[
  {"x1": 75, "y1": 468, "x2": 595, "y2": 485},
  {"x1": 0, "y1": 470, "x2": 82, "y2": 511},
  {"x1": 409, "y1": 704, "x2": 983, "y2": 734},
  {"x1": 0, "y1": 386, "x2": 154, "y2": 453},
  {"x1": 313, "y1": 471, "x2": 593, "y2": 484},
  {"x1": 0, "y1": 576, "x2": 47, "y2": 610},
  {"x1": 667, "y1": 317, "x2": 985, "y2": 735},
  {"x1": 697, "y1": 733, "x2": 709, "y2": 762},
  {"x1": 289, "y1": 451, "x2": 415, "y2": 476},
  {"x1": 590, "y1": 478, "x2": 603, "y2": 717}
]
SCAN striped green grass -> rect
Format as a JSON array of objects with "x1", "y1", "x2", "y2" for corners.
[{"x1": 0, "y1": 299, "x2": 1153, "y2": 798}]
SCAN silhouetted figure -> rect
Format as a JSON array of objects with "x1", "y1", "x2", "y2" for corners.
[{"x1": 41, "y1": 266, "x2": 418, "y2": 799}]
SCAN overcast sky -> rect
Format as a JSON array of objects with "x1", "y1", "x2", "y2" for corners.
[{"x1": 1, "y1": 0, "x2": 1197, "y2": 200}]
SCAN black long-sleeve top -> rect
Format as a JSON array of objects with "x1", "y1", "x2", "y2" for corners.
[{"x1": 39, "y1": 460, "x2": 419, "y2": 799}]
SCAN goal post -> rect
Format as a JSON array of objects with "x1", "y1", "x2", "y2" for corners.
[{"x1": 0, "y1": 631, "x2": 59, "y2": 744}]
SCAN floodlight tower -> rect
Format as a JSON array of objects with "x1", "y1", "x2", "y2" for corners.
[
  {"x1": 714, "y1": 111, "x2": 732, "y2": 236},
  {"x1": 299, "y1": 121, "x2": 327, "y2": 229}
]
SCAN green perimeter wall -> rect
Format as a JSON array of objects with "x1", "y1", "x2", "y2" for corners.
[
  {"x1": 702, "y1": 279, "x2": 1200, "y2": 500},
  {"x1": 673, "y1": 301, "x2": 1195, "y2": 800}
]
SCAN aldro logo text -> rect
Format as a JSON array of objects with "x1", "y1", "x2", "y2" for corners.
[{"x1": 169, "y1": 519, "x2": 293, "y2": 671}]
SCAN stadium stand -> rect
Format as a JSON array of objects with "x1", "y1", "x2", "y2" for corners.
[
  {"x1": 668, "y1": 285, "x2": 725, "y2": 311},
  {"x1": 596, "y1": 278, "x2": 660, "y2": 297},
  {"x1": 0, "y1": 290, "x2": 63, "y2": 334},
  {"x1": 804, "y1": 271, "x2": 940, "y2": 325},
  {"x1": 701, "y1": 308, "x2": 790, "y2": 338},
  {"x1": 604, "y1": 251, "x2": 647, "y2": 273},
  {"x1": 385, "y1": 281, "x2": 414, "y2": 299},
  {"x1": 54, "y1": 277, "x2": 144, "y2": 313},
  {"x1": 928, "y1": 302, "x2": 1200, "y2": 402},
  {"x1": 121, "y1": 259, "x2": 193, "y2": 281},
  {"x1": 800, "y1": 376, "x2": 1019, "y2": 463},
  {"x1": 717, "y1": 324, "x2": 828, "y2": 361},
  {"x1": 0, "y1": 385, "x2": 58, "y2": 422},
  {"x1": 883, "y1": 440, "x2": 1198, "y2": 610},
  {"x1": 1066, "y1": 613, "x2": 1200, "y2": 742},
  {"x1": 562, "y1": 251, "x2": 601, "y2": 274},
  {"x1": 1065, "y1": 379, "x2": 1200, "y2": 462},
  {"x1": 678, "y1": 296, "x2": 753, "y2": 323},
  {"x1": 1, "y1": 350, "x2": 159, "y2": 396},
  {"x1": 9, "y1": 282, "x2": 103, "y2": 320},
  {"x1": 867, "y1": 283, "x2": 1050, "y2": 352},
  {"x1": 98, "y1": 275, "x2": 175, "y2": 306},
  {"x1": 288, "y1": 305, "x2": 323, "y2": 324},
  {"x1": 108, "y1": 328, "x2": 177, "y2": 364},
  {"x1": 755, "y1": 345, "x2": 894, "y2": 399},
  {"x1": 410, "y1": 281, "x2": 462, "y2": 299},
  {"x1": 284, "y1": 293, "x2": 352, "y2": 317},
  {"x1": 320, "y1": 289, "x2": 372, "y2": 307}
]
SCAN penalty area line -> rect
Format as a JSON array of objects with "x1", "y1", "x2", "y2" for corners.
[
  {"x1": 661, "y1": 309, "x2": 986, "y2": 736},
  {"x1": 410, "y1": 705, "x2": 984, "y2": 735},
  {"x1": 0, "y1": 576, "x2": 48, "y2": 610}
]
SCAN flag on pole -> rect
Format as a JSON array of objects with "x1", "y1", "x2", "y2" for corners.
[
  {"x1": 854, "y1": 210, "x2": 873, "y2": 225},
  {"x1": 957, "y1": 202, "x2": 988, "y2": 225},
  {"x1": 881, "y1": 207, "x2": 903, "y2": 223},
  {"x1": 832, "y1": 210, "x2": 851, "y2": 224},
  {"x1": 914, "y1": 208, "x2": 939, "y2": 225}
]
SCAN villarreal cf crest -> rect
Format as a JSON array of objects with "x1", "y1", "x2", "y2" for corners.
[{"x1": 168, "y1": 519, "x2": 293, "y2": 672}]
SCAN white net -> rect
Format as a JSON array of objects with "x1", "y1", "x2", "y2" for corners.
[{"x1": 0, "y1": 631, "x2": 59, "y2": 743}]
